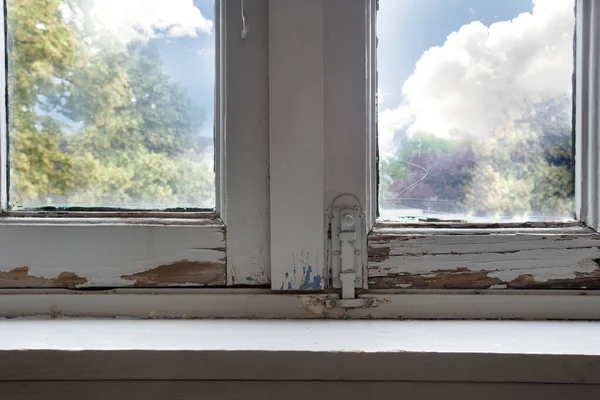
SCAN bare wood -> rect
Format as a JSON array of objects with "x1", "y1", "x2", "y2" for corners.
[
  {"x1": 0, "y1": 222, "x2": 226, "y2": 288},
  {"x1": 368, "y1": 224, "x2": 600, "y2": 289},
  {"x1": 2, "y1": 381, "x2": 599, "y2": 400}
]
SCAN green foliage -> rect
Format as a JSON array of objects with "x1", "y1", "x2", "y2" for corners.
[
  {"x1": 7, "y1": 0, "x2": 214, "y2": 208},
  {"x1": 381, "y1": 99, "x2": 574, "y2": 219}
]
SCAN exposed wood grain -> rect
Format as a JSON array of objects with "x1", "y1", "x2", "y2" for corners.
[
  {"x1": 0, "y1": 267, "x2": 87, "y2": 288},
  {"x1": 368, "y1": 224, "x2": 600, "y2": 289},
  {"x1": 0, "y1": 222, "x2": 226, "y2": 288},
  {"x1": 121, "y1": 260, "x2": 226, "y2": 287}
]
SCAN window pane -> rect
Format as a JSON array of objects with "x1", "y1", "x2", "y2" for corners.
[
  {"x1": 7, "y1": 0, "x2": 215, "y2": 209},
  {"x1": 378, "y1": 0, "x2": 574, "y2": 222}
]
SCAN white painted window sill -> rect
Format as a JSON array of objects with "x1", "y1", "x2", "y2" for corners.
[{"x1": 1, "y1": 320, "x2": 599, "y2": 384}]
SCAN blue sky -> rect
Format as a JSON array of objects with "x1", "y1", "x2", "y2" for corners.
[
  {"x1": 155, "y1": 0, "x2": 215, "y2": 138},
  {"x1": 157, "y1": 0, "x2": 537, "y2": 139},
  {"x1": 377, "y1": 0, "x2": 574, "y2": 157},
  {"x1": 378, "y1": 0, "x2": 534, "y2": 110}
]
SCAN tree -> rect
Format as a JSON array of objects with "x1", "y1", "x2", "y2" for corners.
[
  {"x1": 380, "y1": 132, "x2": 473, "y2": 215},
  {"x1": 381, "y1": 95, "x2": 574, "y2": 219},
  {"x1": 7, "y1": 0, "x2": 214, "y2": 208}
]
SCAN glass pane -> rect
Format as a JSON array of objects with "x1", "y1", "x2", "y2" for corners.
[
  {"x1": 7, "y1": 0, "x2": 215, "y2": 209},
  {"x1": 378, "y1": 0, "x2": 574, "y2": 222}
]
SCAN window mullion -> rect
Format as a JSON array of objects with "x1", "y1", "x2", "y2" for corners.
[
  {"x1": 576, "y1": 0, "x2": 600, "y2": 231},
  {"x1": 268, "y1": 0, "x2": 373, "y2": 291},
  {"x1": 0, "y1": 0, "x2": 7, "y2": 211},
  {"x1": 221, "y1": 0, "x2": 271, "y2": 285},
  {"x1": 269, "y1": 0, "x2": 326, "y2": 290}
]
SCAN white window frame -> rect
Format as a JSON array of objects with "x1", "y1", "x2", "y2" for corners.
[
  {"x1": 0, "y1": 0, "x2": 271, "y2": 288},
  {"x1": 2, "y1": 0, "x2": 600, "y2": 320}
]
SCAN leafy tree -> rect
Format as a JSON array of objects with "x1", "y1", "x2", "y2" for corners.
[
  {"x1": 380, "y1": 132, "x2": 473, "y2": 215},
  {"x1": 7, "y1": 0, "x2": 214, "y2": 208},
  {"x1": 381, "y1": 96, "x2": 574, "y2": 219}
]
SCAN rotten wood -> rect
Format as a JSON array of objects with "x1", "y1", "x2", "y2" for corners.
[{"x1": 368, "y1": 223, "x2": 600, "y2": 290}]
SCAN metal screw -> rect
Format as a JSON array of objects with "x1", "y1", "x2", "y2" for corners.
[
  {"x1": 366, "y1": 299, "x2": 375, "y2": 306},
  {"x1": 353, "y1": 206, "x2": 360, "y2": 213},
  {"x1": 343, "y1": 214, "x2": 355, "y2": 227},
  {"x1": 333, "y1": 250, "x2": 340, "y2": 257},
  {"x1": 355, "y1": 250, "x2": 361, "y2": 256},
  {"x1": 329, "y1": 300, "x2": 337, "y2": 308}
]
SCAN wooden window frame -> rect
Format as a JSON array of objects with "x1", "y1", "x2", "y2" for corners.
[
  {"x1": 2, "y1": 0, "x2": 600, "y2": 320},
  {"x1": 367, "y1": 0, "x2": 600, "y2": 292},
  {"x1": 0, "y1": 0, "x2": 271, "y2": 288}
]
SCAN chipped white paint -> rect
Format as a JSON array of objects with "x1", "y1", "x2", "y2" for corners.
[
  {"x1": 220, "y1": 0, "x2": 270, "y2": 286},
  {"x1": 0, "y1": 3, "x2": 276, "y2": 288},
  {"x1": 269, "y1": 0, "x2": 375, "y2": 290},
  {"x1": 269, "y1": 0, "x2": 325, "y2": 290},
  {"x1": 0, "y1": 218, "x2": 226, "y2": 287},
  {"x1": 368, "y1": 224, "x2": 600, "y2": 288}
]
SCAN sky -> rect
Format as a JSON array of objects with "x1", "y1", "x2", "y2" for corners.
[
  {"x1": 56, "y1": 0, "x2": 574, "y2": 148},
  {"x1": 378, "y1": 0, "x2": 575, "y2": 157},
  {"x1": 63, "y1": 0, "x2": 216, "y2": 139}
]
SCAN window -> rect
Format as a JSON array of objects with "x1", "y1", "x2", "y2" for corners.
[
  {"x1": 0, "y1": 0, "x2": 271, "y2": 289},
  {"x1": 7, "y1": 0, "x2": 216, "y2": 209},
  {"x1": 1, "y1": 0, "x2": 599, "y2": 320},
  {"x1": 378, "y1": 0, "x2": 575, "y2": 222}
]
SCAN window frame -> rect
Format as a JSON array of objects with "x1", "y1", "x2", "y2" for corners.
[
  {"x1": 367, "y1": 0, "x2": 600, "y2": 292},
  {"x1": 0, "y1": 0, "x2": 271, "y2": 288},
  {"x1": 1, "y1": 0, "x2": 600, "y2": 320}
]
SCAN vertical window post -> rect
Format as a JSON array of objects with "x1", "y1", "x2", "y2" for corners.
[{"x1": 269, "y1": 0, "x2": 374, "y2": 291}]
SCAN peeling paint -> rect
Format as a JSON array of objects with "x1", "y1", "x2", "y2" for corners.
[
  {"x1": 298, "y1": 296, "x2": 327, "y2": 316},
  {"x1": 368, "y1": 224, "x2": 600, "y2": 290},
  {"x1": 0, "y1": 267, "x2": 87, "y2": 288},
  {"x1": 368, "y1": 245, "x2": 390, "y2": 263},
  {"x1": 299, "y1": 266, "x2": 322, "y2": 290},
  {"x1": 121, "y1": 259, "x2": 226, "y2": 287},
  {"x1": 489, "y1": 284, "x2": 508, "y2": 289},
  {"x1": 369, "y1": 267, "x2": 600, "y2": 290},
  {"x1": 280, "y1": 251, "x2": 323, "y2": 290}
]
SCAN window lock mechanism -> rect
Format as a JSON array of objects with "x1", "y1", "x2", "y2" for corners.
[{"x1": 327, "y1": 195, "x2": 375, "y2": 308}]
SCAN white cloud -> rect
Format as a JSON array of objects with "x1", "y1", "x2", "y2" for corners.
[
  {"x1": 63, "y1": 0, "x2": 213, "y2": 44},
  {"x1": 379, "y1": 0, "x2": 574, "y2": 158}
]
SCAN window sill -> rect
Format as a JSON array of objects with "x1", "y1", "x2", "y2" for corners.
[{"x1": 1, "y1": 319, "x2": 599, "y2": 384}]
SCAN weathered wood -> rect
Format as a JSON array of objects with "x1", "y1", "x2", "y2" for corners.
[
  {"x1": 368, "y1": 223, "x2": 600, "y2": 289},
  {"x1": 0, "y1": 220, "x2": 226, "y2": 288}
]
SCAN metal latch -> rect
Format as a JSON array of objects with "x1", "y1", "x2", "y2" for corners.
[{"x1": 329, "y1": 194, "x2": 370, "y2": 308}]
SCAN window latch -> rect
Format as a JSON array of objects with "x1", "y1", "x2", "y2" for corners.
[{"x1": 327, "y1": 195, "x2": 375, "y2": 308}]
